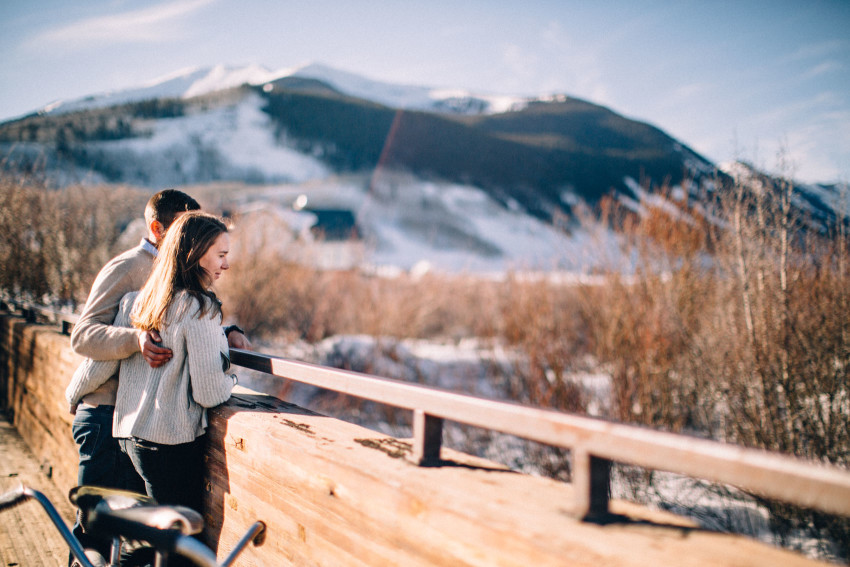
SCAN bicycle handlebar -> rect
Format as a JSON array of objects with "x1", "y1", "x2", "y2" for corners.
[
  {"x1": 0, "y1": 483, "x2": 26, "y2": 510},
  {"x1": 0, "y1": 484, "x2": 266, "y2": 567}
]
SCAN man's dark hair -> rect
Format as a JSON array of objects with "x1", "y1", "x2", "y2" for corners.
[{"x1": 144, "y1": 189, "x2": 201, "y2": 230}]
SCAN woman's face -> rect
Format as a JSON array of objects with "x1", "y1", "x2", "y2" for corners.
[{"x1": 199, "y1": 232, "x2": 230, "y2": 286}]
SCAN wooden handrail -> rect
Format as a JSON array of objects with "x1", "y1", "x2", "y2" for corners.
[{"x1": 229, "y1": 349, "x2": 850, "y2": 520}]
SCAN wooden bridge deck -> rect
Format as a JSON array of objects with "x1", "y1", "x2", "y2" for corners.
[{"x1": 0, "y1": 410, "x2": 76, "y2": 567}]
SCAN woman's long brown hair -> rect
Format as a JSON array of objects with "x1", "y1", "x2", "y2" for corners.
[{"x1": 132, "y1": 212, "x2": 228, "y2": 332}]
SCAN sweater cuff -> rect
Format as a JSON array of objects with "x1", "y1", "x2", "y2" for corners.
[{"x1": 224, "y1": 325, "x2": 244, "y2": 337}]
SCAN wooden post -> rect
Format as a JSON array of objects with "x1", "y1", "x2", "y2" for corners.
[
  {"x1": 572, "y1": 448, "x2": 611, "y2": 521},
  {"x1": 412, "y1": 409, "x2": 443, "y2": 465}
]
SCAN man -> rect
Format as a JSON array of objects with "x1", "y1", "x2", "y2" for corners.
[{"x1": 70, "y1": 188, "x2": 250, "y2": 489}]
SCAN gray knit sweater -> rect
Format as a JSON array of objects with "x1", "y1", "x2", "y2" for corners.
[{"x1": 66, "y1": 290, "x2": 235, "y2": 445}]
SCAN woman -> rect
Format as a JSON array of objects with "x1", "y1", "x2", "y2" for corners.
[{"x1": 67, "y1": 211, "x2": 236, "y2": 512}]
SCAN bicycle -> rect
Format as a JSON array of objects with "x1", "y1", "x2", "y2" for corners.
[{"x1": 0, "y1": 483, "x2": 265, "y2": 567}]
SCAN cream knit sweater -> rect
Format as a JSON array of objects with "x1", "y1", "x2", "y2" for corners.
[
  {"x1": 66, "y1": 290, "x2": 235, "y2": 445},
  {"x1": 70, "y1": 240, "x2": 156, "y2": 407}
]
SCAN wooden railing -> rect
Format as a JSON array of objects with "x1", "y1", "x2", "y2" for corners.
[
  {"x1": 228, "y1": 349, "x2": 850, "y2": 520},
  {"x1": 4, "y1": 296, "x2": 850, "y2": 521},
  {"x1": 0, "y1": 298, "x2": 79, "y2": 335}
]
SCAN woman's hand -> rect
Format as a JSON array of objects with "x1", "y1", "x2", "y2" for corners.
[{"x1": 227, "y1": 330, "x2": 252, "y2": 350}]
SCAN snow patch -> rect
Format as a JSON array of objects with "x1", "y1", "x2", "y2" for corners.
[
  {"x1": 87, "y1": 92, "x2": 330, "y2": 184},
  {"x1": 289, "y1": 62, "x2": 528, "y2": 115},
  {"x1": 40, "y1": 65, "x2": 279, "y2": 116}
]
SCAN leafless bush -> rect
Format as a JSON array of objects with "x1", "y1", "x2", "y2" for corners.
[
  {"x1": 494, "y1": 275, "x2": 588, "y2": 413},
  {"x1": 0, "y1": 175, "x2": 146, "y2": 306},
  {"x1": 580, "y1": 176, "x2": 850, "y2": 559}
]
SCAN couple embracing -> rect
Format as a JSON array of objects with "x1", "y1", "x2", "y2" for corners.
[{"x1": 65, "y1": 190, "x2": 251, "y2": 554}]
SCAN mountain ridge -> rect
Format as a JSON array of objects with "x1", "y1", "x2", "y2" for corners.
[
  {"x1": 30, "y1": 62, "x2": 529, "y2": 120},
  {"x1": 0, "y1": 62, "x2": 844, "y2": 274},
  {"x1": 0, "y1": 63, "x2": 716, "y2": 220}
]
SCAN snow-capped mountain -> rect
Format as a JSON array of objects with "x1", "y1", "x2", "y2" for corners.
[
  {"x1": 4, "y1": 62, "x2": 841, "y2": 274},
  {"x1": 37, "y1": 62, "x2": 528, "y2": 119},
  {"x1": 4, "y1": 62, "x2": 715, "y2": 211}
]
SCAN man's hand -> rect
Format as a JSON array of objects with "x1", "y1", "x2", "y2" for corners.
[
  {"x1": 227, "y1": 330, "x2": 252, "y2": 350},
  {"x1": 138, "y1": 329, "x2": 173, "y2": 368}
]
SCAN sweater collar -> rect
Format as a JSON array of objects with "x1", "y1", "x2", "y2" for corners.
[{"x1": 140, "y1": 238, "x2": 158, "y2": 257}]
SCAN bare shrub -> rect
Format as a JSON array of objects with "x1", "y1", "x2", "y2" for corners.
[
  {"x1": 495, "y1": 275, "x2": 588, "y2": 413},
  {"x1": 0, "y1": 175, "x2": 146, "y2": 306},
  {"x1": 577, "y1": 192, "x2": 718, "y2": 431},
  {"x1": 0, "y1": 178, "x2": 51, "y2": 298},
  {"x1": 580, "y1": 176, "x2": 850, "y2": 559},
  {"x1": 712, "y1": 175, "x2": 850, "y2": 555}
]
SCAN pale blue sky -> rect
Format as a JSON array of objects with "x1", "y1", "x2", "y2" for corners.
[{"x1": 1, "y1": 0, "x2": 848, "y2": 183}]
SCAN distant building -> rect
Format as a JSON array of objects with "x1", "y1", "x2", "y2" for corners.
[
  {"x1": 236, "y1": 202, "x2": 365, "y2": 270},
  {"x1": 306, "y1": 208, "x2": 361, "y2": 241}
]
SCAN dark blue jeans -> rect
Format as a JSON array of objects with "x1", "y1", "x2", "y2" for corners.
[
  {"x1": 118, "y1": 436, "x2": 206, "y2": 567},
  {"x1": 72, "y1": 405, "x2": 145, "y2": 490},
  {"x1": 118, "y1": 436, "x2": 205, "y2": 514},
  {"x1": 71, "y1": 405, "x2": 145, "y2": 562}
]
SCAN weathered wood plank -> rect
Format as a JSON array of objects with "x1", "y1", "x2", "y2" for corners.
[
  {"x1": 2, "y1": 322, "x2": 80, "y2": 495},
  {"x1": 232, "y1": 350, "x2": 850, "y2": 519},
  {"x1": 204, "y1": 391, "x2": 827, "y2": 567}
]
